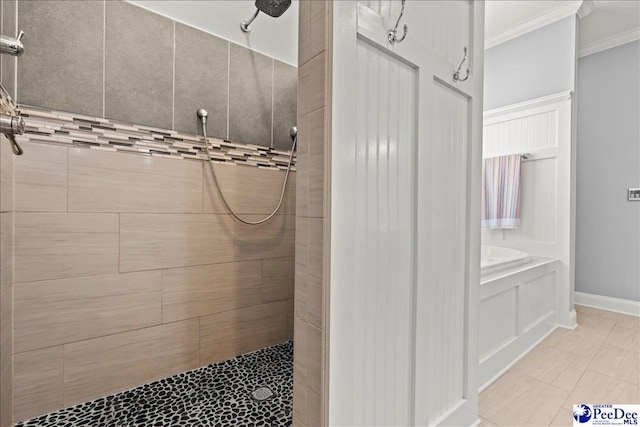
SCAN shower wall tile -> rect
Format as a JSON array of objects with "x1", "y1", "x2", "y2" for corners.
[
  {"x1": 308, "y1": 108, "x2": 326, "y2": 218},
  {"x1": 17, "y1": 0, "x2": 103, "y2": 117},
  {"x1": 203, "y1": 162, "x2": 296, "y2": 215},
  {"x1": 162, "y1": 261, "x2": 262, "y2": 323},
  {"x1": 119, "y1": 214, "x2": 234, "y2": 272},
  {"x1": 307, "y1": 219, "x2": 324, "y2": 329},
  {"x1": 13, "y1": 346, "x2": 64, "y2": 423},
  {"x1": 297, "y1": 62, "x2": 311, "y2": 118},
  {"x1": 273, "y1": 61, "x2": 299, "y2": 150},
  {"x1": 0, "y1": 213, "x2": 12, "y2": 296},
  {"x1": 309, "y1": 52, "x2": 328, "y2": 113},
  {"x1": 1, "y1": 0, "x2": 17, "y2": 100},
  {"x1": 174, "y1": 23, "x2": 228, "y2": 139},
  {"x1": 14, "y1": 213, "x2": 119, "y2": 283},
  {"x1": 234, "y1": 214, "x2": 295, "y2": 261},
  {"x1": 0, "y1": 353, "x2": 11, "y2": 427},
  {"x1": 63, "y1": 319, "x2": 199, "y2": 407},
  {"x1": 68, "y1": 148, "x2": 203, "y2": 213},
  {"x1": 296, "y1": 113, "x2": 309, "y2": 218},
  {"x1": 298, "y1": 0, "x2": 311, "y2": 66},
  {"x1": 306, "y1": 323, "x2": 323, "y2": 396},
  {"x1": 14, "y1": 271, "x2": 162, "y2": 353},
  {"x1": 199, "y1": 299, "x2": 293, "y2": 365},
  {"x1": 105, "y1": 1, "x2": 173, "y2": 129},
  {"x1": 0, "y1": 136, "x2": 14, "y2": 213},
  {"x1": 295, "y1": 218, "x2": 309, "y2": 322},
  {"x1": 0, "y1": 286, "x2": 11, "y2": 383},
  {"x1": 262, "y1": 257, "x2": 295, "y2": 303},
  {"x1": 14, "y1": 143, "x2": 67, "y2": 212},
  {"x1": 229, "y1": 44, "x2": 273, "y2": 146},
  {"x1": 310, "y1": 0, "x2": 330, "y2": 58}
]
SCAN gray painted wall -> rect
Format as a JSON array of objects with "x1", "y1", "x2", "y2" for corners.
[
  {"x1": 484, "y1": 16, "x2": 576, "y2": 110},
  {"x1": 576, "y1": 40, "x2": 640, "y2": 302}
]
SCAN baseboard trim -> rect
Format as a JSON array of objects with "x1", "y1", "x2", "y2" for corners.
[{"x1": 574, "y1": 292, "x2": 640, "y2": 317}]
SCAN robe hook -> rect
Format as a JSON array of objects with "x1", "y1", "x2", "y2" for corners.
[
  {"x1": 388, "y1": 0, "x2": 408, "y2": 45},
  {"x1": 453, "y1": 46, "x2": 470, "y2": 82}
]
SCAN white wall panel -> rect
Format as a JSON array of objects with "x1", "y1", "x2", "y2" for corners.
[
  {"x1": 520, "y1": 272, "x2": 556, "y2": 332},
  {"x1": 422, "y1": 81, "x2": 469, "y2": 423},
  {"x1": 483, "y1": 110, "x2": 558, "y2": 157},
  {"x1": 479, "y1": 288, "x2": 517, "y2": 361},
  {"x1": 350, "y1": 38, "x2": 417, "y2": 426}
]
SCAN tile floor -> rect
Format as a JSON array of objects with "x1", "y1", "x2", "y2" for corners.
[
  {"x1": 14, "y1": 341, "x2": 293, "y2": 427},
  {"x1": 479, "y1": 305, "x2": 640, "y2": 427}
]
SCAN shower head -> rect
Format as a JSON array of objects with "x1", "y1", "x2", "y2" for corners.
[
  {"x1": 240, "y1": 0, "x2": 292, "y2": 32},
  {"x1": 255, "y1": 0, "x2": 291, "y2": 18},
  {"x1": 197, "y1": 108, "x2": 208, "y2": 124}
]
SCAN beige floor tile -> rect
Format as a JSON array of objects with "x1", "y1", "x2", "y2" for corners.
[
  {"x1": 543, "y1": 326, "x2": 606, "y2": 359},
  {"x1": 575, "y1": 305, "x2": 640, "y2": 329},
  {"x1": 480, "y1": 371, "x2": 568, "y2": 426},
  {"x1": 589, "y1": 344, "x2": 640, "y2": 384},
  {"x1": 511, "y1": 344, "x2": 591, "y2": 391},
  {"x1": 575, "y1": 311, "x2": 617, "y2": 337},
  {"x1": 479, "y1": 417, "x2": 497, "y2": 426},
  {"x1": 563, "y1": 370, "x2": 640, "y2": 410},
  {"x1": 549, "y1": 408, "x2": 573, "y2": 427},
  {"x1": 605, "y1": 323, "x2": 640, "y2": 353},
  {"x1": 610, "y1": 312, "x2": 640, "y2": 330}
]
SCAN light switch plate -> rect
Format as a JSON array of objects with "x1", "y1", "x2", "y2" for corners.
[{"x1": 629, "y1": 188, "x2": 640, "y2": 201}]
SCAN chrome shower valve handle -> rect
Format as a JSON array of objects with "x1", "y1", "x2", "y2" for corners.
[{"x1": 0, "y1": 113, "x2": 25, "y2": 155}]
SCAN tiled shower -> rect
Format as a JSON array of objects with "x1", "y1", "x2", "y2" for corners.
[{"x1": 0, "y1": 0, "x2": 322, "y2": 425}]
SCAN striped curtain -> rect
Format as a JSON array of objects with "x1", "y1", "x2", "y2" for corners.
[{"x1": 482, "y1": 154, "x2": 522, "y2": 229}]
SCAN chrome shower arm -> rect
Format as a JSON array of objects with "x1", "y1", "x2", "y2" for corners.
[{"x1": 240, "y1": 9, "x2": 260, "y2": 33}]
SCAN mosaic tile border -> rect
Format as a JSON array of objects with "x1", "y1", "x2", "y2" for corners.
[
  {"x1": 15, "y1": 341, "x2": 293, "y2": 427},
  {"x1": 1, "y1": 84, "x2": 295, "y2": 171}
]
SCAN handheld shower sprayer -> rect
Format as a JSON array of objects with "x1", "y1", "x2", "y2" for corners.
[{"x1": 198, "y1": 108, "x2": 297, "y2": 225}]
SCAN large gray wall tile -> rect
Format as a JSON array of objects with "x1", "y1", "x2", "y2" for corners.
[
  {"x1": 174, "y1": 23, "x2": 228, "y2": 138},
  {"x1": 229, "y1": 43, "x2": 273, "y2": 146},
  {"x1": 1, "y1": 0, "x2": 17, "y2": 99},
  {"x1": 17, "y1": 0, "x2": 103, "y2": 116},
  {"x1": 105, "y1": 2, "x2": 173, "y2": 129},
  {"x1": 273, "y1": 60, "x2": 298, "y2": 150}
]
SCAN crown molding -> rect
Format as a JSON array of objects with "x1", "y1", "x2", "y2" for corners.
[
  {"x1": 485, "y1": 1, "x2": 582, "y2": 49},
  {"x1": 577, "y1": 0, "x2": 595, "y2": 19},
  {"x1": 578, "y1": 27, "x2": 640, "y2": 57},
  {"x1": 484, "y1": 90, "x2": 573, "y2": 120}
]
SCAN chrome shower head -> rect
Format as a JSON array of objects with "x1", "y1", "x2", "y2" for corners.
[
  {"x1": 197, "y1": 108, "x2": 208, "y2": 124},
  {"x1": 241, "y1": 0, "x2": 291, "y2": 32},
  {"x1": 255, "y1": 0, "x2": 291, "y2": 18}
]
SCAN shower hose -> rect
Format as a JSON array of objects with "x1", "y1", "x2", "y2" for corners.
[{"x1": 200, "y1": 120, "x2": 297, "y2": 225}]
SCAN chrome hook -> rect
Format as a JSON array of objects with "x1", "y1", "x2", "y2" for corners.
[
  {"x1": 388, "y1": 0, "x2": 408, "y2": 45},
  {"x1": 453, "y1": 46, "x2": 470, "y2": 82}
]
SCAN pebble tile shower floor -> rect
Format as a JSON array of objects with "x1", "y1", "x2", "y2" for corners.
[{"x1": 15, "y1": 341, "x2": 293, "y2": 427}]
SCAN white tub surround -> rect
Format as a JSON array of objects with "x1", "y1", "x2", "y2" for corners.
[
  {"x1": 481, "y1": 246, "x2": 530, "y2": 275},
  {"x1": 483, "y1": 91, "x2": 576, "y2": 329},
  {"x1": 479, "y1": 258, "x2": 561, "y2": 390}
]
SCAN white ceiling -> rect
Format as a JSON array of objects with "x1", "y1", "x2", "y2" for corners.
[
  {"x1": 485, "y1": 0, "x2": 640, "y2": 55},
  {"x1": 127, "y1": 0, "x2": 299, "y2": 66}
]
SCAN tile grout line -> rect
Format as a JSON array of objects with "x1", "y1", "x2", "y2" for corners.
[
  {"x1": 271, "y1": 59, "x2": 275, "y2": 149},
  {"x1": 226, "y1": 43, "x2": 230, "y2": 141}
]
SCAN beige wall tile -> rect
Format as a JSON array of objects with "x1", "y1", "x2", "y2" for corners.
[
  {"x1": 306, "y1": 324, "x2": 322, "y2": 396},
  {"x1": 0, "y1": 213, "x2": 12, "y2": 295},
  {"x1": 0, "y1": 287, "x2": 12, "y2": 378},
  {"x1": 0, "y1": 354, "x2": 12, "y2": 427},
  {"x1": 14, "y1": 213, "x2": 119, "y2": 283},
  {"x1": 203, "y1": 163, "x2": 295, "y2": 215},
  {"x1": 0, "y1": 136, "x2": 14, "y2": 213},
  {"x1": 14, "y1": 271, "x2": 162, "y2": 353},
  {"x1": 479, "y1": 370, "x2": 568, "y2": 426},
  {"x1": 310, "y1": 0, "x2": 329, "y2": 58},
  {"x1": 305, "y1": 389, "x2": 322, "y2": 427},
  {"x1": 563, "y1": 370, "x2": 640, "y2": 410},
  {"x1": 308, "y1": 52, "x2": 327, "y2": 113},
  {"x1": 298, "y1": 63, "x2": 310, "y2": 118},
  {"x1": 589, "y1": 344, "x2": 640, "y2": 384},
  {"x1": 234, "y1": 214, "x2": 295, "y2": 261},
  {"x1": 68, "y1": 148, "x2": 203, "y2": 213},
  {"x1": 298, "y1": 0, "x2": 311, "y2": 66},
  {"x1": 293, "y1": 318, "x2": 308, "y2": 422},
  {"x1": 162, "y1": 261, "x2": 262, "y2": 323},
  {"x1": 63, "y1": 319, "x2": 199, "y2": 406},
  {"x1": 295, "y1": 218, "x2": 309, "y2": 322},
  {"x1": 120, "y1": 214, "x2": 234, "y2": 272},
  {"x1": 15, "y1": 143, "x2": 67, "y2": 212},
  {"x1": 308, "y1": 108, "x2": 326, "y2": 218},
  {"x1": 200, "y1": 300, "x2": 293, "y2": 365},
  {"x1": 307, "y1": 219, "x2": 324, "y2": 329},
  {"x1": 13, "y1": 346, "x2": 63, "y2": 422},
  {"x1": 296, "y1": 114, "x2": 309, "y2": 218},
  {"x1": 263, "y1": 257, "x2": 294, "y2": 303}
]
